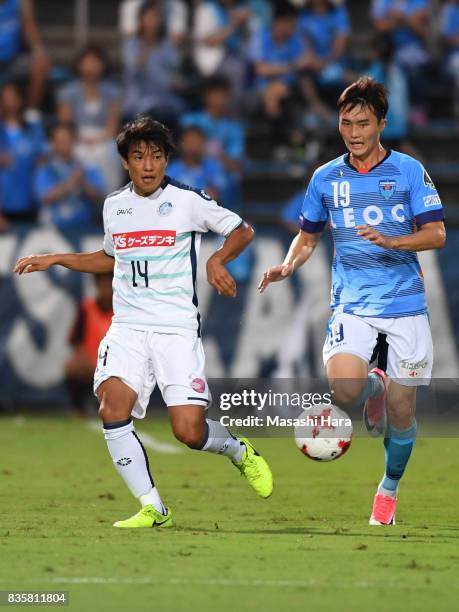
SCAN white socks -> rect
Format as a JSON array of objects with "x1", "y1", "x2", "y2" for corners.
[
  {"x1": 103, "y1": 419, "x2": 166, "y2": 514},
  {"x1": 199, "y1": 419, "x2": 245, "y2": 463},
  {"x1": 139, "y1": 489, "x2": 166, "y2": 513},
  {"x1": 103, "y1": 418, "x2": 245, "y2": 516}
]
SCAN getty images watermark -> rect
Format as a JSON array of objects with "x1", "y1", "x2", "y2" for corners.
[
  {"x1": 205, "y1": 378, "x2": 459, "y2": 437},
  {"x1": 218, "y1": 389, "x2": 352, "y2": 428}
]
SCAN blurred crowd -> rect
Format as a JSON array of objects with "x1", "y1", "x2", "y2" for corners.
[
  {"x1": 3, "y1": 0, "x2": 459, "y2": 414},
  {"x1": 1, "y1": 0, "x2": 459, "y2": 232}
]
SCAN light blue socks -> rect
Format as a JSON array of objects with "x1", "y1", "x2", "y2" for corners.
[{"x1": 379, "y1": 421, "x2": 417, "y2": 495}]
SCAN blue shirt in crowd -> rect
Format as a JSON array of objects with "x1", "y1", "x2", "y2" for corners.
[
  {"x1": 34, "y1": 159, "x2": 105, "y2": 229},
  {"x1": 281, "y1": 190, "x2": 304, "y2": 226},
  {"x1": 167, "y1": 157, "x2": 229, "y2": 198},
  {"x1": 371, "y1": 0, "x2": 428, "y2": 49},
  {"x1": 0, "y1": 0, "x2": 21, "y2": 63},
  {"x1": 57, "y1": 81, "x2": 122, "y2": 131},
  {"x1": 365, "y1": 62, "x2": 409, "y2": 140},
  {"x1": 0, "y1": 119, "x2": 46, "y2": 216},
  {"x1": 180, "y1": 111, "x2": 245, "y2": 161},
  {"x1": 249, "y1": 25, "x2": 306, "y2": 88},
  {"x1": 208, "y1": 1, "x2": 246, "y2": 53},
  {"x1": 298, "y1": 5, "x2": 350, "y2": 58},
  {"x1": 122, "y1": 35, "x2": 183, "y2": 116},
  {"x1": 442, "y1": 2, "x2": 459, "y2": 54}
]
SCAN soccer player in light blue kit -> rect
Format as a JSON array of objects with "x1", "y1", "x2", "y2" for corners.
[{"x1": 259, "y1": 77, "x2": 446, "y2": 525}]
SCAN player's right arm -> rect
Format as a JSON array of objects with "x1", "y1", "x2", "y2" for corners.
[
  {"x1": 14, "y1": 249, "x2": 114, "y2": 275},
  {"x1": 258, "y1": 230, "x2": 321, "y2": 293},
  {"x1": 15, "y1": 194, "x2": 117, "y2": 275}
]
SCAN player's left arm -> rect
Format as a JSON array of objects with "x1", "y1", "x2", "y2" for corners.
[
  {"x1": 356, "y1": 220, "x2": 446, "y2": 252},
  {"x1": 357, "y1": 160, "x2": 446, "y2": 252},
  {"x1": 206, "y1": 222, "x2": 254, "y2": 298},
  {"x1": 191, "y1": 192, "x2": 254, "y2": 298}
]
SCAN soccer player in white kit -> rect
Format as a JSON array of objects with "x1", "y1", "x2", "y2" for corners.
[{"x1": 15, "y1": 117, "x2": 273, "y2": 528}]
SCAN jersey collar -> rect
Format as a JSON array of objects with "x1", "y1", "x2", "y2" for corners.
[
  {"x1": 344, "y1": 149, "x2": 391, "y2": 174},
  {"x1": 129, "y1": 176, "x2": 170, "y2": 199}
]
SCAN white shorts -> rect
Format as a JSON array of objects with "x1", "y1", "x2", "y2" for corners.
[
  {"x1": 322, "y1": 312, "x2": 433, "y2": 386},
  {"x1": 93, "y1": 325, "x2": 211, "y2": 418}
]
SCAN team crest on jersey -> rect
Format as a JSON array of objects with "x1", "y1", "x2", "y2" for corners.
[
  {"x1": 379, "y1": 179, "x2": 396, "y2": 200},
  {"x1": 157, "y1": 201, "x2": 173, "y2": 216}
]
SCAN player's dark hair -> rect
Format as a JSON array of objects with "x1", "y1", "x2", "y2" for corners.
[
  {"x1": 137, "y1": 0, "x2": 166, "y2": 39},
  {"x1": 337, "y1": 77, "x2": 389, "y2": 123},
  {"x1": 203, "y1": 75, "x2": 231, "y2": 95},
  {"x1": 74, "y1": 44, "x2": 111, "y2": 78},
  {"x1": 273, "y1": 1, "x2": 298, "y2": 20},
  {"x1": 49, "y1": 121, "x2": 77, "y2": 138},
  {"x1": 0, "y1": 81, "x2": 26, "y2": 126},
  {"x1": 116, "y1": 115, "x2": 175, "y2": 160},
  {"x1": 310, "y1": 0, "x2": 335, "y2": 13},
  {"x1": 180, "y1": 125, "x2": 206, "y2": 139}
]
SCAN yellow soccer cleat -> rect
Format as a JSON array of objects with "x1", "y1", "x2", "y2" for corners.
[
  {"x1": 113, "y1": 504, "x2": 174, "y2": 529},
  {"x1": 232, "y1": 437, "x2": 273, "y2": 498}
]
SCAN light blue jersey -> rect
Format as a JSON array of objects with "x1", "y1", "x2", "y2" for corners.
[{"x1": 300, "y1": 150, "x2": 444, "y2": 317}]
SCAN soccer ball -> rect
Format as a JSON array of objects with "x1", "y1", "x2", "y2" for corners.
[{"x1": 294, "y1": 404, "x2": 353, "y2": 461}]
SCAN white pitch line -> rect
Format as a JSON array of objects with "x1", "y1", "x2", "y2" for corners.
[
  {"x1": 39, "y1": 576, "x2": 375, "y2": 589},
  {"x1": 87, "y1": 420, "x2": 183, "y2": 454}
]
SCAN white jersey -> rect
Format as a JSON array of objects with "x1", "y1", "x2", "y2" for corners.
[{"x1": 103, "y1": 177, "x2": 242, "y2": 334}]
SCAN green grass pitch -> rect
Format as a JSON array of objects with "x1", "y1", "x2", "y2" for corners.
[{"x1": 0, "y1": 415, "x2": 458, "y2": 612}]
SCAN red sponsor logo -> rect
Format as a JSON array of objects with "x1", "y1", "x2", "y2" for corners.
[
  {"x1": 113, "y1": 230, "x2": 176, "y2": 250},
  {"x1": 191, "y1": 378, "x2": 206, "y2": 394}
]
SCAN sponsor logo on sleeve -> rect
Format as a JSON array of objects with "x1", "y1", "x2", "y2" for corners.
[
  {"x1": 423, "y1": 194, "x2": 441, "y2": 208},
  {"x1": 191, "y1": 378, "x2": 206, "y2": 393},
  {"x1": 113, "y1": 229, "x2": 176, "y2": 249},
  {"x1": 423, "y1": 169, "x2": 436, "y2": 190}
]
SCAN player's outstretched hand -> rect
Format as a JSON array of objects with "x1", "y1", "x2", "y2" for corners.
[
  {"x1": 258, "y1": 263, "x2": 294, "y2": 294},
  {"x1": 356, "y1": 225, "x2": 393, "y2": 249},
  {"x1": 206, "y1": 256, "x2": 237, "y2": 298},
  {"x1": 14, "y1": 253, "x2": 56, "y2": 275}
]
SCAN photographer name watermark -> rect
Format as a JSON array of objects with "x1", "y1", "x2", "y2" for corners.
[{"x1": 220, "y1": 412, "x2": 352, "y2": 428}]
